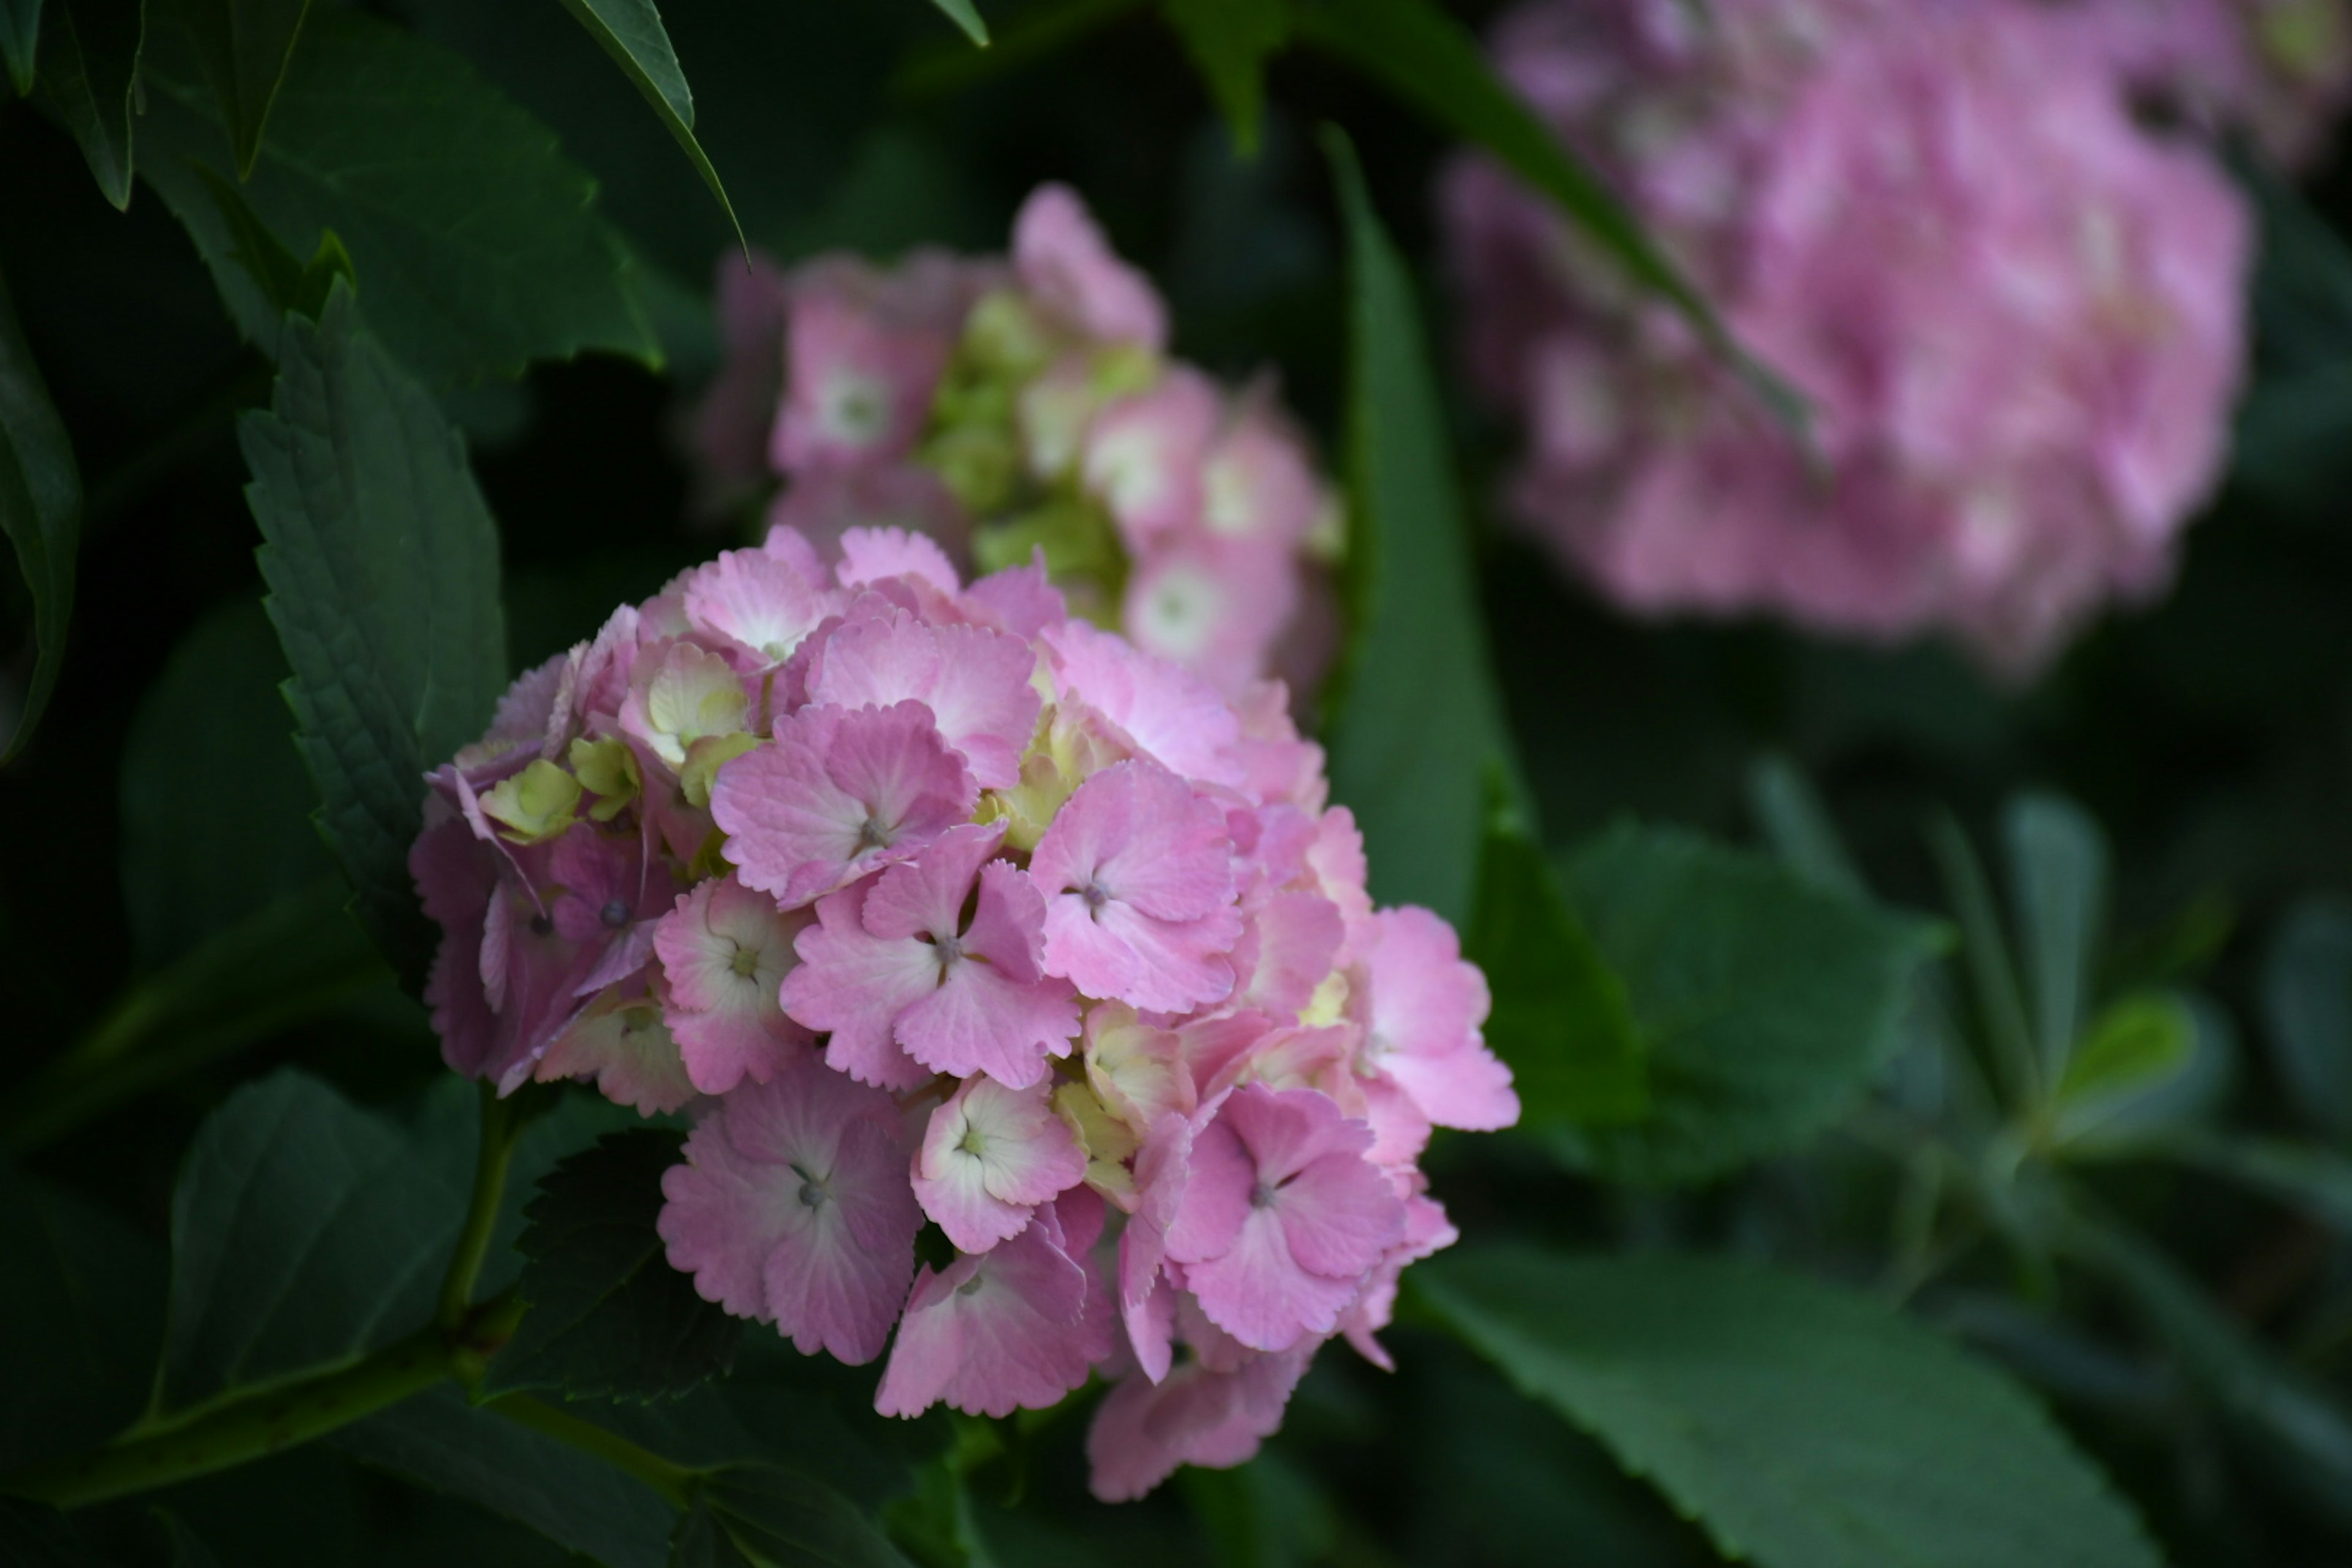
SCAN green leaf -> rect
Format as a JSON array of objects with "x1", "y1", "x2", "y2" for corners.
[
  {"x1": 1418, "y1": 1247, "x2": 2161, "y2": 1568},
  {"x1": 1928, "y1": 811, "x2": 2039, "y2": 1110},
  {"x1": 137, "y1": 5, "x2": 658, "y2": 383},
  {"x1": 0, "y1": 1171, "x2": 167, "y2": 1473},
  {"x1": 1321, "y1": 129, "x2": 1510, "y2": 928},
  {"x1": 335, "y1": 1385, "x2": 676, "y2": 1568},
  {"x1": 2261, "y1": 893, "x2": 2352, "y2": 1139},
  {"x1": 2170, "y1": 1133, "x2": 2352, "y2": 1232},
  {"x1": 0, "y1": 267, "x2": 80, "y2": 764},
  {"x1": 0, "y1": 0, "x2": 39, "y2": 92},
  {"x1": 155, "y1": 1509, "x2": 224, "y2": 1568},
  {"x1": 1158, "y1": 0, "x2": 1284, "y2": 154},
  {"x1": 156, "y1": 1071, "x2": 477, "y2": 1414},
  {"x1": 922, "y1": 0, "x2": 989, "y2": 46},
  {"x1": 2046, "y1": 991, "x2": 2195, "y2": 1149},
  {"x1": 1466, "y1": 804, "x2": 1645, "y2": 1127},
  {"x1": 240, "y1": 285, "x2": 507, "y2": 986},
  {"x1": 483, "y1": 1129, "x2": 742, "y2": 1404},
  {"x1": 186, "y1": 160, "x2": 355, "y2": 326},
  {"x1": 159, "y1": 0, "x2": 311, "y2": 177},
  {"x1": 699, "y1": 1463, "x2": 916, "y2": 1568},
  {"x1": 555, "y1": 0, "x2": 741, "y2": 247},
  {"x1": 1290, "y1": 0, "x2": 1801, "y2": 432},
  {"x1": 36, "y1": 0, "x2": 144, "y2": 210},
  {"x1": 0, "y1": 1500, "x2": 116, "y2": 1567},
  {"x1": 2002, "y1": 794, "x2": 2108, "y2": 1088},
  {"x1": 1550, "y1": 823, "x2": 1938, "y2": 1186},
  {"x1": 1743, "y1": 753, "x2": 1864, "y2": 900}
]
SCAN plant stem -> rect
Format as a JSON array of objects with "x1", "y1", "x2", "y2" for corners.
[
  {"x1": 483, "y1": 1394, "x2": 700, "y2": 1510},
  {"x1": 0, "y1": 1325, "x2": 455, "y2": 1510},
  {"x1": 439, "y1": 1083, "x2": 526, "y2": 1330}
]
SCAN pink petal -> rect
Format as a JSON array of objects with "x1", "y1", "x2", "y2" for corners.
[
  {"x1": 873, "y1": 1219, "x2": 1105, "y2": 1418},
  {"x1": 683, "y1": 548, "x2": 831, "y2": 666},
  {"x1": 1012, "y1": 182, "x2": 1167, "y2": 350},
  {"x1": 837, "y1": 526, "x2": 961, "y2": 595},
  {"x1": 1041, "y1": 620, "x2": 1242, "y2": 786},
  {"x1": 912, "y1": 1077, "x2": 1087, "y2": 1253},
  {"x1": 780, "y1": 881, "x2": 938, "y2": 1091},
  {"x1": 1349, "y1": 907, "x2": 1518, "y2": 1131},
  {"x1": 808, "y1": 614, "x2": 1041, "y2": 790}
]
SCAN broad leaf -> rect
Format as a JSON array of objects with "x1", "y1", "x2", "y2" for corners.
[
  {"x1": 2261, "y1": 893, "x2": 2352, "y2": 1139},
  {"x1": 483, "y1": 1129, "x2": 741, "y2": 1404},
  {"x1": 1322, "y1": 130, "x2": 1510, "y2": 927},
  {"x1": 699, "y1": 1464, "x2": 915, "y2": 1568},
  {"x1": 0, "y1": 0, "x2": 38, "y2": 92},
  {"x1": 0, "y1": 267, "x2": 80, "y2": 763},
  {"x1": 1419, "y1": 1247, "x2": 2160, "y2": 1568},
  {"x1": 922, "y1": 0, "x2": 987, "y2": 45},
  {"x1": 1551, "y1": 823, "x2": 1938, "y2": 1185},
  {"x1": 138, "y1": 5, "x2": 658, "y2": 383},
  {"x1": 36, "y1": 0, "x2": 143, "y2": 210},
  {"x1": 0, "y1": 1171, "x2": 167, "y2": 1472},
  {"x1": 1159, "y1": 0, "x2": 1284, "y2": 154},
  {"x1": 1466, "y1": 809, "x2": 1645, "y2": 1127},
  {"x1": 1291, "y1": 0, "x2": 1800, "y2": 430},
  {"x1": 240, "y1": 285, "x2": 507, "y2": 986},
  {"x1": 160, "y1": 0, "x2": 310, "y2": 176},
  {"x1": 556, "y1": 0, "x2": 740, "y2": 244},
  {"x1": 335, "y1": 1385, "x2": 675, "y2": 1568},
  {"x1": 2002, "y1": 794, "x2": 2108, "y2": 1087},
  {"x1": 2046, "y1": 991, "x2": 2196, "y2": 1151}
]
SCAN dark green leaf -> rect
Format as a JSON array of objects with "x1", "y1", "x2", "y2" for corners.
[
  {"x1": 0, "y1": 1500, "x2": 117, "y2": 1567},
  {"x1": 157, "y1": 1070, "x2": 476, "y2": 1413},
  {"x1": 1178, "y1": 1451, "x2": 1335, "y2": 1568},
  {"x1": 0, "y1": 1171, "x2": 167, "y2": 1472},
  {"x1": 1419, "y1": 1247, "x2": 2160, "y2": 1568},
  {"x1": 0, "y1": 266, "x2": 80, "y2": 764},
  {"x1": 335, "y1": 1384, "x2": 676, "y2": 1568},
  {"x1": 2047, "y1": 991, "x2": 2195, "y2": 1148},
  {"x1": 1928, "y1": 811, "x2": 2039, "y2": 1110},
  {"x1": 1291, "y1": 0, "x2": 1801, "y2": 432},
  {"x1": 187, "y1": 160, "x2": 355, "y2": 325},
  {"x1": 2170, "y1": 1133, "x2": 2352, "y2": 1232},
  {"x1": 1466, "y1": 804, "x2": 1645, "y2": 1127},
  {"x1": 137, "y1": 5, "x2": 658, "y2": 383},
  {"x1": 0, "y1": 0, "x2": 39, "y2": 92},
  {"x1": 1158, "y1": 0, "x2": 1283, "y2": 154},
  {"x1": 1743, "y1": 753, "x2": 1864, "y2": 900},
  {"x1": 160, "y1": 0, "x2": 310, "y2": 176},
  {"x1": 155, "y1": 1509, "x2": 225, "y2": 1568},
  {"x1": 673, "y1": 1501, "x2": 749, "y2": 1568},
  {"x1": 555, "y1": 0, "x2": 740, "y2": 245},
  {"x1": 701, "y1": 1463, "x2": 916, "y2": 1568},
  {"x1": 2261, "y1": 893, "x2": 2352, "y2": 1139},
  {"x1": 2002, "y1": 794, "x2": 2108, "y2": 1087},
  {"x1": 483, "y1": 1129, "x2": 741, "y2": 1404},
  {"x1": 1551, "y1": 823, "x2": 1939, "y2": 1185},
  {"x1": 240, "y1": 284, "x2": 507, "y2": 986},
  {"x1": 36, "y1": 0, "x2": 144, "y2": 210},
  {"x1": 922, "y1": 0, "x2": 988, "y2": 45},
  {"x1": 1321, "y1": 129, "x2": 1510, "y2": 928}
]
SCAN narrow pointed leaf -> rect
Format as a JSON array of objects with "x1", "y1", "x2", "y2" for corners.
[
  {"x1": 1158, "y1": 0, "x2": 1284, "y2": 153},
  {"x1": 0, "y1": 268, "x2": 81, "y2": 763},
  {"x1": 924, "y1": 0, "x2": 988, "y2": 45},
  {"x1": 161, "y1": 0, "x2": 311, "y2": 177},
  {"x1": 36, "y1": 0, "x2": 143, "y2": 210},
  {"x1": 554, "y1": 0, "x2": 741, "y2": 245},
  {"x1": 0, "y1": 0, "x2": 40, "y2": 92},
  {"x1": 2003, "y1": 794, "x2": 2108, "y2": 1087},
  {"x1": 2262, "y1": 894, "x2": 2352, "y2": 1138}
]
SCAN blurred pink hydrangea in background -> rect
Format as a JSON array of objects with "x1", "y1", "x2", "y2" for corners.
[
  {"x1": 1441, "y1": 0, "x2": 2290, "y2": 674},
  {"x1": 410, "y1": 524, "x2": 1513, "y2": 1501},
  {"x1": 691, "y1": 186, "x2": 1343, "y2": 704}
]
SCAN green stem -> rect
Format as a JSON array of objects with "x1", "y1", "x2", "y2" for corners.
[
  {"x1": 0, "y1": 1325, "x2": 455, "y2": 1510},
  {"x1": 483, "y1": 1394, "x2": 699, "y2": 1510},
  {"x1": 438, "y1": 1084, "x2": 526, "y2": 1330}
]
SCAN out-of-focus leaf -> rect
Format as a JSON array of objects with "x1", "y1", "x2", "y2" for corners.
[
  {"x1": 36, "y1": 0, "x2": 143, "y2": 210},
  {"x1": 1551, "y1": 824, "x2": 1939, "y2": 1185},
  {"x1": 698, "y1": 1463, "x2": 915, "y2": 1568},
  {"x1": 1419, "y1": 1247, "x2": 2162, "y2": 1568},
  {"x1": 0, "y1": 1171, "x2": 166, "y2": 1472},
  {"x1": 240, "y1": 285, "x2": 507, "y2": 986},
  {"x1": 2045, "y1": 991, "x2": 2196, "y2": 1152},
  {"x1": 1159, "y1": 0, "x2": 1284, "y2": 154},
  {"x1": 2170, "y1": 1133, "x2": 2352, "y2": 1232},
  {"x1": 155, "y1": 1510, "x2": 224, "y2": 1568},
  {"x1": 0, "y1": 267, "x2": 79, "y2": 764},
  {"x1": 1322, "y1": 129, "x2": 1512, "y2": 927},
  {"x1": 159, "y1": 0, "x2": 311, "y2": 176},
  {"x1": 922, "y1": 0, "x2": 988, "y2": 45},
  {"x1": 137, "y1": 5, "x2": 658, "y2": 383},
  {"x1": 2003, "y1": 794, "x2": 2108, "y2": 1088},
  {"x1": 1291, "y1": 0, "x2": 1801, "y2": 432},
  {"x1": 2262, "y1": 894, "x2": 2352, "y2": 1139},
  {"x1": 1180, "y1": 1450, "x2": 1335, "y2": 1568},
  {"x1": 0, "y1": 1500, "x2": 116, "y2": 1567},
  {"x1": 554, "y1": 0, "x2": 739, "y2": 244},
  {"x1": 1466, "y1": 805, "x2": 1645, "y2": 1127},
  {"x1": 335, "y1": 1385, "x2": 675, "y2": 1568},
  {"x1": 482, "y1": 1129, "x2": 741, "y2": 1404},
  {"x1": 0, "y1": 0, "x2": 39, "y2": 92},
  {"x1": 1928, "y1": 812, "x2": 2039, "y2": 1110},
  {"x1": 1744, "y1": 753, "x2": 1864, "y2": 900}
]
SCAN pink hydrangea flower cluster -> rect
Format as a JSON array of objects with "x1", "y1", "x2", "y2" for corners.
[
  {"x1": 409, "y1": 524, "x2": 1515, "y2": 1500},
  {"x1": 1441, "y1": 0, "x2": 2257, "y2": 675},
  {"x1": 2059, "y1": 0, "x2": 2352, "y2": 167},
  {"x1": 690, "y1": 185, "x2": 1343, "y2": 704}
]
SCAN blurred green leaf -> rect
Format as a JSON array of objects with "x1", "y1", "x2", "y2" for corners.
[
  {"x1": 137, "y1": 5, "x2": 659, "y2": 383},
  {"x1": 1322, "y1": 129, "x2": 1512, "y2": 928},
  {"x1": 2051, "y1": 991, "x2": 2235, "y2": 1157},
  {"x1": 1551, "y1": 823, "x2": 1939, "y2": 1186},
  {"x1": 1744, "y1": 753, "x2": 1865, "y2": 900},
  {"x1": 158, "y1": 0, "x2": 311, "y2": 177},
  {"x1": 696, "y1": 1463, "x2": 915, "y2": 1568},
  {"x1": 482, "y1": 1129, "x2": 741, "y2": 1406},
  {"x1": 156, "y1": 1509, "x2": 224, "y2": 1568},
  {"x1": 1179, "y1": 1450, "x2": 1335, "y2": 1568},
  {"x1": 36, "y1": 0, "x2": 143, "y2": 210},
  {"x1": 240, "y1": 284, "x2": 507, "y2": 987},
  {"x1": 0, "y1": 1171, "x2": 166, "y2": 1473},
  {"x1": 1466, "y1": 805, "x2": 1646, "y2": 1128},
  {"x1": 922, "y1": 0, "x2": 989, "y2": 45},
  {"x1": 2170, "y1": 1133, "x2": 2352, "y2": 1232},
  {"x1": 554, "y1": 0, "x2": 741, "y2": 246},
  {"x1": 0, "y1": 267, "x2": 80, "y2": 763},
  {"x1": 1158, "y1": 0, "x2": 1283, "y2": 154},
  {"x1": 2003, "y1": 794, "x2": 2108, "y2": 1089},
  {"x1": 1928, "y1": 811, "x2": 2040, "y2": 1110},
  {"x1": 2261, "y1": 894, "x2": 2352, "y2": 1140},
  {"x1": 1291, "y1": 0, "x2": 1801, "y2": 433},
  {"x1": 2052, "y1": 992, "x2": 2195, "y2": 1121},
  {"x1": 0, "y1": 0, "x2": 39, "y2": 93},
  {"x1": 1419, "y1": 1247, "x2": 2161, "y2": 1568},
  {"x1": 0, "y1": 1499, "x2": 115, "y2": 1567}
]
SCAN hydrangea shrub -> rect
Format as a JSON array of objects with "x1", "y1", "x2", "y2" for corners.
[{"x1": 410, "y1": 523, "x2": 1517, "y2": 1500}]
